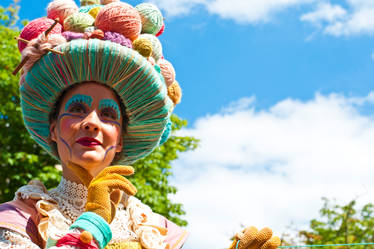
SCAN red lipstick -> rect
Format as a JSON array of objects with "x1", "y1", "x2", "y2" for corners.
[{"x1": 76, "y1": 137, "x2": 102, "y2": 147}]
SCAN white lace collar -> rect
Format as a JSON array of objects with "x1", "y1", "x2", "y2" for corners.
[{"x1": 48, "y1": 177, "x2": 88, "y2": 221}]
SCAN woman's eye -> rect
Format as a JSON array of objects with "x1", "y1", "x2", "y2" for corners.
[
  {"x1": 101, "y1": 108, "x2": 117, "y2": 120},
  {"x1": 68, "y1": 103, "x2": 86, "y2": 114}
]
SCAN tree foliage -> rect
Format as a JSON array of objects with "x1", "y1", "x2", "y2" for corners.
[
  {"x1": 0, "y1": 1, "x2": 198, "y2": 226},
  {"x1": 294, "y1": 197, "x2": 374, "y2": 249}
]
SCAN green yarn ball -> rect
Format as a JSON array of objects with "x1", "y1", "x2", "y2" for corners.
[
  {"x1": 135, "y1": 3, "x2": 163, "y2": 35},
  {"x1": 80, "y1": 0, "x2": 100, "y2": 6},
  {"x1": 64, "y1": 12, "x2": 95, "y2": 32}
]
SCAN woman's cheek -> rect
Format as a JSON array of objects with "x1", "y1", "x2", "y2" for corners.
[{"x1": 59, "y1": 117, "x2": 77, "y2": 135}]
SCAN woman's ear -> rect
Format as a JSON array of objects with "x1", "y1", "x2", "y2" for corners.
[
  {"x1": 116, "y1": 136, "x2": 123, "y2": 152},
  {"x1": 50, "y1": 120, "x2": 57, "y2": 142}
]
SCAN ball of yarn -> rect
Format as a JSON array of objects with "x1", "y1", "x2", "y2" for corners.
[
  {"x1": 18, "y1": 17, "x2": 63, "y2": 52},
  {"x1": 168, "y1": 81, "x2": 182, "y2": 105},
  {"x1": 47, "y1": 0, "x2": 78, "y2": 24},
  {"x1": 138, "y1": 34, "x2": 162, "y2": 62},
  {"x1": 103, "y1": 31, "x2": 132, "y2": 48},
  {"x1": 101, "y1": 0, "x2": 119, "y2": 4},
  {"x1": 133, "y1": 38, "x2": 153, "y2": 58},
  {"x1": 135, "y1": 3, "x2": 163, "y2": 35},
  {"x1": 95, "y1": 2, "x2": 142, "y2": 41},
  {"x1": 81, "y1": 0, "x2": 100, "y2": 6},
  {"x1": 64, "y1": 12, "x2": 95, "y2": 32},
  {"x1": 156, "y1": 22, "x2": 165, "y2": 37},
  {"x1": 158, "y1": 59, "x2": 176, "y2": 87},
  {"x1": 62, "y1": 31, "x2": 85, "y2": 41},
  {"x1": 88, "y1": 6, "x2": 103, "y2": 18}
]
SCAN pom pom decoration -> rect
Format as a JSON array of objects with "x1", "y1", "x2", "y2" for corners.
[
  {"x1": 156, "y1": 22, "x2": 165, "y2": 37},
  {"x1": 167, "y1": 81, "x2": 182, "y2": 105},
  {"x1": 135, "y1": 3, "x2": 163, "y2": 35},
  {"x1": 81, "y1": 0, "x2": 100, "y2": 6},
  {"x1": 100, "y1": 0, "x2": 119, "y2": 4},
  {"x1": 79, "y1": 231, "x2": 93, "y2": 244},
  {"x1": 138, "y1": 34, "x2": 162, "y2": 62},
  {"x1": 133, "y1": 38, "x2": 153, "y2": 58},
  {"x1": 158, "y1": 59, "x2": 176, "y2": 87},
  {"x1": 47, "y1": 0, "x2": 79, "y2": 24},
  {"x1": 64, "y1": 12, "x2": 95, "y2": 32},
  {"x1": 104, "y1": 31, "x2": 132, "y2": 48},
  {"x1": 95, "y1": 2, "x2": 142, "y2": 41},
  {"x1": 18, "y1": 17, "x2": 63, "y2": 52}
]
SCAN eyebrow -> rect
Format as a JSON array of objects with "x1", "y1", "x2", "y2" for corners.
[
  {"x1": 64, "y1": 94, "x2": 93, "y2": 111},
  {"x1": 99, "y1": 99, "x2": 121, "y2": 119}
]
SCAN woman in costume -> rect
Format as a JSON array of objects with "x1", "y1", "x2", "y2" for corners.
[{"x1": 0, "y1": 0, "x2": 281, "y2": 249}]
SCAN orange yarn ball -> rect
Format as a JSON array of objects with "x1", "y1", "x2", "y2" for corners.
[
  {"x1": 158, "y1": 59, "x2": 176, "y2": 87},
  {"x1": 95, "y1": 2, "x2": 142, "y2": 40},
  {"x1": 168, "y1": 81, "x2": 182, "y2": 105}
]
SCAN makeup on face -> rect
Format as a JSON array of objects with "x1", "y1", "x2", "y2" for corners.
[
  {"x1": 64, "y1": 94, "x2": 93, "y2": 113},
  {"x1": 99, "y1": 99, "x2": 121, "y2": 120}
]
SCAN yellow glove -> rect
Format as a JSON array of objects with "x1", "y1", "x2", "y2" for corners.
[
  {"x1": 228, "y1": 227, "x2": 280, "y2": 249},
  {"x1": 68, "y1": 163, "x2": 137, "y2": 224}
]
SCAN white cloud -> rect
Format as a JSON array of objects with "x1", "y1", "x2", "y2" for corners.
[
  {"x1": 300, "y1": 3, "x2": 347, "y2": 25},
  {"x1": 171, "y1": 92, "x2": 374, "y2": 249},
  {"x1": 152, "y1": 0, "x2": 316, "y2": 23},
  {"x1": 302, "y1": 0, "x2": 374, "y2": 36}
]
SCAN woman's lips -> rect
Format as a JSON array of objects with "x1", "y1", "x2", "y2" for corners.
[{"x1": 76, "y1": 137, "x2": 102, "y2": 147}]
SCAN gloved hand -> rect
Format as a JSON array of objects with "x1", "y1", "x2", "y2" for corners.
[
  {"x1": 228, "y1": 227, "x2": 280, "y2": 249},
  {"x1": 68, "y1": 163, "x2": 137, "y2": 224}
]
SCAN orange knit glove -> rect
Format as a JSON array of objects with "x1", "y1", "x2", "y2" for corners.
[
  {"x1": 68, "y1": 163, "x2": 137, "y2": 224},
  {"x1": 228, "y1": 227, "x2": 280, "y2": 249}
]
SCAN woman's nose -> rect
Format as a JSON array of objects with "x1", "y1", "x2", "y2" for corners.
[{"x1": 81, "y1": 111, "x2": 101, "y2": 132}]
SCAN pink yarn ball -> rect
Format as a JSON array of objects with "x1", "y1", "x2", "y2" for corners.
[
  {"x1": 18, "y1": 17, "x2": 63, "y2": 52},
  {"x1": 95, "y1": 2, "x2": 142, "y2": 41},
  {"x1": 158, "y1": 59, "x2": 176, "y2": 87},
  {"x1": 156, "y1": 22, "x2": 165, "y2": 37},
  {"x1": 47, "y1": 0, "x2": 78, "y2": 24}
]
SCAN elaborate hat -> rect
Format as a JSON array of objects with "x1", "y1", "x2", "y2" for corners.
[{"x1": 16, "y1": 0, "x2": 182, "y2": 165}]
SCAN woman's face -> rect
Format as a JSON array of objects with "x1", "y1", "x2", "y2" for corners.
[{"x1": 50, "y1": 82, "x2": 123, "y2": 176}]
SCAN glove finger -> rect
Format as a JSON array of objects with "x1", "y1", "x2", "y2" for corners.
[
  {"x1": 110, "y1": 189, "x2": 122, "y2": 205},
  {"x1": 247, "y1": 228, "x2": 273, "y2": 249},
  {"x1": 91, "y1": 173, "x2": 136, "y2": 190},
  {"x1": 237, "y1": 227, "x2": 258, "y2": 249},
  {"x1": 259, "y1": 236, "x2": 281, "y2": 249},
  {"x1": 92, "y1": 178, "x2": 137, "y2": 196},
  {"x1": 67, "y1": 162, "x2": 93, "y2": 187},
  {"x1": 95, "y1": 165, "x2": 134, "y2": 180}
]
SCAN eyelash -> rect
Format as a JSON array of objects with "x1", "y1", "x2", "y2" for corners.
[
  {"x1": 100, "y1": 107, "x2": 118, "y2": 120},
  {"x1": 67, "y1": 103, "x2": 87, "y2": 114}
]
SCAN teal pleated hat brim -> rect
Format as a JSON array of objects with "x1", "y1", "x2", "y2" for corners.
[{"x1": 20, "y1": 39, "x2": 173, "y2": 165}]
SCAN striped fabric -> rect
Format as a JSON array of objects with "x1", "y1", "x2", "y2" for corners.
[{"x1": 20, "y1": 39, "x2": 173, "y2": 165}]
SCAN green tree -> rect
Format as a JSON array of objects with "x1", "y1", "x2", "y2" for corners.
[
  {"x1": 296, "y1": 198, "x2": 374, "y2": 249},
  {"x1": 0, "y1": 1, "x2": 198, "y2": 226}
]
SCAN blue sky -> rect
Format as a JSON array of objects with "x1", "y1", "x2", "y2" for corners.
[
  {"x1": 4, "y1": 0, "x2": 374, "y2": 248},
  {"x1": 4, "y1": 0, "x2": 374, "y2": 123}
]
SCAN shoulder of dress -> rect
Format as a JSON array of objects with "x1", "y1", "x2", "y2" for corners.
[{"x1": 14, "y1": 180, "x2": 55, "y2": 203}]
